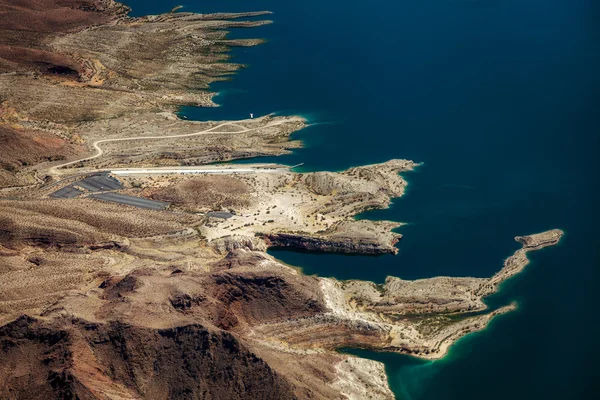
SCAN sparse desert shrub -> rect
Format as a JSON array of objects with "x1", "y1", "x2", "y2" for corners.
[{"x1": 151, "y1": 176, "x2": 253, "y2": 211}]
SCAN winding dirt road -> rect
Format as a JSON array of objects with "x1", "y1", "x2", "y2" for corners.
[{"x1": 50, "y1": 119, "x2": 289, "y2": 175}]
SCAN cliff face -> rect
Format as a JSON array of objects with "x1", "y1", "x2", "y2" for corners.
[
  {"x1": 262, "y1": 220, "x2": 402, "y2": 255},
  {"x1": 0, "y1": 1, "x2": 565, "y2": 399},
  {"x1": 263, "y1": 231, "x2": 400, "y2": 255},
  {"x1": 0, "y1": 316, "x2": 296, "y2": 400},
  {"x1": 0, "y1": 225, "x2": 563, "y2": 399}
]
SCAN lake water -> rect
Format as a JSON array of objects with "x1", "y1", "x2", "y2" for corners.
[{"x1": 125, "y1": 1, "x2": 599, "y2": 398}]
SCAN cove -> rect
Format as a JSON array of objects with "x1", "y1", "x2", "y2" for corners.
[{"x1": 124, "y1": 1, "x2": 599, "y2": 399}]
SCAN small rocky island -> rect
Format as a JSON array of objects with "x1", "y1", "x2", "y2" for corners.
[{"x1": 0, "y1": 1, "x2": 563, "y2": 399}]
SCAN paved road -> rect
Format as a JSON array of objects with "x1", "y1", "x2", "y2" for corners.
[
  {"x1": 76, "y1": 174, "x2": 123, "y2": 192},
  {"x1": 111, "y1": 167, "x2": 287, "y2": 175},
  {"x1": 49, "y1": 186, "x2": 83, "y2": 199},
  {"x1": 49, "y1": 119, "x2": 291, "y2": 175},
  {"x1": 48, "y1": 173, "x2": 123, "y2": 198},
  {"x1": 90, "y1": 193, "x2": 170, "y2": 210},
  {"x1": 206, "y1": 211, "x2": 234, "y2": 219}
]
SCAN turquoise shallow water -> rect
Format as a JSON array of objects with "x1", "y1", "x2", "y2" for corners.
[{"x1": 125, "y1": 1, "x2": 599, "y2": 398}]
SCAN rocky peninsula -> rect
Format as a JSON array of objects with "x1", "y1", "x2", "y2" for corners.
[{"x1": 0, "y1": 1, "x2": 564, "y2": 399}]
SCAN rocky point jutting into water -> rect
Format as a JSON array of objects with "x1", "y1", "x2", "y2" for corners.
[{"x1": 0, "y1": 1, "x2": 564, "y2": 399}]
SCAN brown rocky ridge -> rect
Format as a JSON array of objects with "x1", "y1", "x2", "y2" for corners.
[{"x1": 0, "y1": 1, "x2": 564, "y2": 399}]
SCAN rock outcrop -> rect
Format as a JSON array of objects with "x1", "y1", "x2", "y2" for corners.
[
  {"x1": 0, "y1": 316, "x2": 296, "y2": 400},
  {"x1": 0, "y1": 1, "x2": 566, "y2": 399},
  {"x1": 0, "y1": 228, "x2": 563, "y2": 399},
  {"x1": 263, "y1": 220, "x2": 402, "y2": 254}
]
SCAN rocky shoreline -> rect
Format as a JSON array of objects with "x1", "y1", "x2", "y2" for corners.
[
  {"x1": 250, "y1": 231, "x2": 563, "y2": 363},
  {"x1": 0, "y1": 1, "x2": 565, "y2": 399},
  {"x1": 262, "y1": 229, "x2": 401, "y2": 255}
]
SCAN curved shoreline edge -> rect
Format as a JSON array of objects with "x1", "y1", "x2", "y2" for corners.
[
  {"x1": 347, "y1": 229, "x2": 565, "y2": 360},
  {"x1": 249, "y1": 230, "x2": 563, "y2": 361},
  {"x1": 330, "y1": 230, "x2": 565, "y2": 396},
  {"x1": 0, "y1": 1, "x2": 568, "y2": 399}
]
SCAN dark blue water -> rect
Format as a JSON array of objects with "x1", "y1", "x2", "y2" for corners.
[{"x1": 125, "y1": 1, "x2": 599, "y2": 398}]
